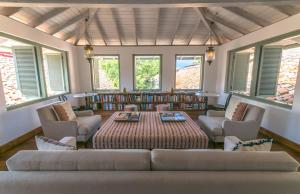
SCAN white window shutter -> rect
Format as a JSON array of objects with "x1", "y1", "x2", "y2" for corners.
[
  {"x1": 12, "y1": 46, "x2": 40, "y2": 97},
  {"x1": 45, "y1": 54, "x2": 65, "y2": 91},
  {"x1": 257, "y1": 46, "x2": 282, "y2": 96},
  {"x1": 232, "y1": 53, "x2": 250, "y2": 91}
]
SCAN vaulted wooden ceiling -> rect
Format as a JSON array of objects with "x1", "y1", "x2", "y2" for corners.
[{"x1": 0, "y1": 0, "x2": 300, "y2": 46}]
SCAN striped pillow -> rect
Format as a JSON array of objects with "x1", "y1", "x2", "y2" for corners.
[
  {"x1": 35, "y1": 136, "x2": 76, "y2": 151},
  {"x1": 53, "y1": 101, "x2": 76, "y2": 121},
  {"x1": 232, "y1": 102, "x2": 248, "y2": 121}
]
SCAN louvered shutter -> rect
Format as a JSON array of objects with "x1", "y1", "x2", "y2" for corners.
[
  {"x1": 257, "y1": 47, "x2": 282, "y2": 96},
  {"x1": 232, "y1": 53, "x2": 250, "y2": 91},
  {"x1": 45, "y1": 54, "x2": 64, "y2": 91},
  {"x1": 93, "y1": 58, "x2": 100, "y2": 89},
  {"x1": 12, "y1": 46, "x2": 40, "y2": 97}
]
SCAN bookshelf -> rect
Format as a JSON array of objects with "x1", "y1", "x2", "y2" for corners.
[{"x1": 85, "y1": 92, "x2": 208, "y2": 112}]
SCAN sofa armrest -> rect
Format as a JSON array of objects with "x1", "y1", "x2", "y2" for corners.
[
  {"x1": 222, "y1": 120, "x2": 260, "y2": 141},
  {"x1": 43, "y1": 120, "x2": 78, "y2": 141},
  {"x1": 74, "y1": 110, "x2": 94, "y2": 117},
  {"x1": 224, "y1": 136, "x2": 242, "y2": 151},
  {"x1": 207, "y1": 110, "x2": 225, "y2": 117}
]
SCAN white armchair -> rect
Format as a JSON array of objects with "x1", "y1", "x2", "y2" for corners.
[{"x1": 198, "y1": 96, "x2": 265, "y2": 143}]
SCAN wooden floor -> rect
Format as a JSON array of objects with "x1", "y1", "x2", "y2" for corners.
[{"x1": 1, "y1": 110, "x2": 299, "y2": 171}]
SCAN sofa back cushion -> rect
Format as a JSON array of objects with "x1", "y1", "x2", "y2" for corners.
[
  {"x1": 7, "y1": 150, "x2": 150, "y2": 171},
  {"x1": 151, "y1": 149, "x2": 299, "y2": 172}
]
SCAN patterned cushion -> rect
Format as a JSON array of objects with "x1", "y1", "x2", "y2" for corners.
[
  {"x1": 53, "y1": 101, "x2": 76, "y2": 121},
  {"x1": 35, "y1": 136, "x2": 76, "y2": 151},
  {"x1": 232, "y1": 138, "x2": 273, "y2": 151},
  {"x1": 232, "y1": 102, "x2": 249, "y2": 121},
  {"x1": 224, "y1": 97, "x2": 240, "y2": 120}
]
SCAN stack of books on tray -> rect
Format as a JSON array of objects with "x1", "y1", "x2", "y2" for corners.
[{"x1": 114, "y1": 112, "x2": 140, "y2": 122}]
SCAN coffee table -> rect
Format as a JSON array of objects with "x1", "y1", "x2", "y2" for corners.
[{"x1": 93, "y1": 111, "x2": 208, "y2": 149}]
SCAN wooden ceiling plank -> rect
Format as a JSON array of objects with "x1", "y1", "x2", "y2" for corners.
[
  {"x1": 154, "y1": 8, "x2": 161, "y2": 46},
  {"x1": 49, "y1": 10, "x2": 89, "y2": 35},
  {"x1": 0, "y1": 7, "x2": 22, "y2": 16},
  {"x1": 270, "y1": 5, "x2": 300, "y2": 16},
  {"x1": 94, "y1": 10, "x2": 108, "y2": 46},
  {"x1": 111, "y1": 8, "x2": 123, "y2": 46},
  {"x1": 131, "y1": 8, "x2": 138, "y2": 45},
  {"x1": 29, "y1": 8, "x2": 69, "y2": 28},
  {"x1": 223, "y1": 7, "x2": 270, "y2": 27},
  {"x1": 186, "y1": 9, "x2": 202, "y2": 45},
  {"x1": 171, "y1": 8, "x2": 184, "y2": 45}
]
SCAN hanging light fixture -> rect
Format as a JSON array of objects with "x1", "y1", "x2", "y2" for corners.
[
  {"x1": 205, "y1": 21, "x2": 216, "y2": 66},
  {"x1": 83, "y1": 16, "x2": 94, "y2": 64}
]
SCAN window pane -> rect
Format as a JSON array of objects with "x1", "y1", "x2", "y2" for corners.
[
  {"x1": 175, "y1": 55, "x2": 203, "y2": 90},
  {"x1": 257, "y1": 36, "x2": 300, "y2": 106},
  {"x1": 92, "y1": 56, "x2": 120, "y2": 90},
  {"x1": 0, "y1": 36, "x2": 41, "y2": 107},
  {"x1": 42, "y1": 48, "x2": 67, "y2": 96},
  {"x1": 134, "y1": 55, "x2": 161, "y2": 90},
  {"x1": 231, "y1": 47, "x2": 255, "y2": 96}
]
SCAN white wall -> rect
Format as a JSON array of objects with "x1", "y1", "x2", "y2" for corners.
[
  {"x1": 0, "y1": 16, "x2": 80, "y2": 146},
  {"x1": 216, "y1": 13, "x2": 300, "y2": 144},
  {"x1": 77, "y1": 46, "x2": 219, "y2": 96}
]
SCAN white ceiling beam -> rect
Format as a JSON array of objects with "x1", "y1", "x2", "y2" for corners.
[
  {"x1": 223, "y1": 7, "x2": 270, "y2": 27},
  {"x1": 194, "y1": 7, "x2": 221, "y2": 45},
  {"x1": 203, "y1": 9, "x2": 248, "y2": 35},
  {"x1": 94, "y1": 10, "x2": 108, "y2": 46},
  {"x1": 171, "y1": 8, "x2": 184, "y2": 45},
  {"x1": 74, "y1": 9, "x2": 97, "y2": 45},
  {"x1": 131, "y1": 8, "x2": 138, "y2": 45},
  {"x1": 0, "y1": 7, "x2": 22, "y2": 16},
  {"x1": 0, "y1": 0, "x2": 298, "y2": 8},
  {"x1": 29, "y1": 8, "x2": 69, "y2": 28},
  {"x1": 270, "y1": 5, "x2": 300, "y2": 16},
  {"x1": 111, "y1": 8, "x2": 123, "y2": 46},
  {"x1": 154, "y1": 8, "x2": 161, "y2": 45},
  {"x1": 49, "y1": 10, "x2": 89, "y2": 35},
  {"x1": 186, "y1": 9, "x2": 202, "y2": 45}
]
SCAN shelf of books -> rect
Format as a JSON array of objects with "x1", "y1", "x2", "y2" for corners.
[{"x1": 86, "y1": 92, "x2": 208, "y2": 111}]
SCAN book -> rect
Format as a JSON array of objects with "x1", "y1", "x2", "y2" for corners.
[
  {"x1": 114, "y1": 112, "x2": 141, "y2": 122},
  {"x1": 160, "y1": 112, "x2": 186, "y2": 122}
]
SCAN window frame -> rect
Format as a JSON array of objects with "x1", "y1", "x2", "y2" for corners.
[
  {"x1": 0, "y1": 32, "x2": 70, "y2": 111},
  {"x1": 225, "y1": 29, "x2": 300, "y2": 109},
  {"x1": 174, "y1": 54, "x2": 205, "y2": 91},
  {"x1": 133, "y1": 54, "x2": 162, "y2": 91},
  {"x1": 90, "y1": 54, "x2": 121, "y2": 92}
]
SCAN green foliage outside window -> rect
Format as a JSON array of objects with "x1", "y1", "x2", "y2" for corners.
[
  {"x1": 96, "y1": 58, "x2": 119, "y2": 89},
  {"x1": 135, "y1": 56, "x2": 160, "y2": 90}
]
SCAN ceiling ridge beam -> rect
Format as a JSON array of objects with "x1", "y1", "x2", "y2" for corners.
[
  {"x1": 171, "y1": 8, "x2": 184, "y2": 45},
  {"x1": 194, "y1": 7, "x2": 221, "y2": 45},
  {"x1": 29, "y1": 8, "x2": 69, "y2": 28},
  {"x1": 49, "y1": 9, "x2": 89, "y2": 35},
  {"x1": 0, "y1": 1, "x2": 300, "y2": 8},
  {"x1": 111, "y1": 8, "x2": 123, "y2": 46},
  {"x1": 223, "y1": 7, "x2": 270, "y2": 27}
]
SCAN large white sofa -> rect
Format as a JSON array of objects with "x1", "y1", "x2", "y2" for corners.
[{"x1": 0, "y1": 149, "x2": 299, "y2": 194}]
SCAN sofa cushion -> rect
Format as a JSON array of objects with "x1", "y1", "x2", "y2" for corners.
[
  {"x1": 151, "y1": 149, "x2": 299, "y2": 172},
  {"x1": 76, "y1": 115, "x2": 101, "y2": 135},
  {"x1": 53, "y1": 101, "x2": 76, "y2": 121},
  {"x1": 6, "y1": 150, "x2": 150, "y2": 171},
  {"x1": 198, "y1": 116, "x2": 224, "y2": 136}
]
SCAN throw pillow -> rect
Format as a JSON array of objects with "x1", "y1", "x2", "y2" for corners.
[
  {"x1": 53, "y1": 101, "x2": 76, "y2": 121},
  {"x1": 224, "y1": 97, "x2": 240, "y2": 120},
  {"x1": 232, "y1": 138, "x2": 273, "y2": 151},
  {"x1": 35, "y1": 136, "x2": 76, "y2": 151},
  {"x1": 232, "y1": 102, "x2": 249, "y2": 121}
]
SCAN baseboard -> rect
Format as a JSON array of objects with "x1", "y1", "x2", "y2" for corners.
[
  {"x1": 260, "y1": 128, "x2": 300, "y2": 153},
  {"x1": 0, "y1": 127, "x2": 42, "y2": 154}
]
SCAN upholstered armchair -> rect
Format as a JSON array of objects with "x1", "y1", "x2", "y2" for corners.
[
  {"x1": 198, "y1": 96, "x2": 265, "y2": 143},
  {"x1": 37, "y1": 103, "x2": 101, "y2": 143}
]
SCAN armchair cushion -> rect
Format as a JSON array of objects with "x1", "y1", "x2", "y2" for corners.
[
  {"x1": 74, "y1": 110, "x2": 94, "y2": 117},
  {"x1": 198, "y1": 116, "x2": 224, "y2": 136},
  {"x1": 76, "y1": 115, "x2": 101, "y2": 136},
  {"x1": 206, "y1": 110, "x2": 225, "y2": 117}
]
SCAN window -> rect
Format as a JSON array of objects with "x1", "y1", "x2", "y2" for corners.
[
  {"x1": 134, "y1": 55, "x2": 161, "y2": 90},
  {"x1": 257, "y1": 38, "x2": 300, "y2": 106},
  {"x1": 226, "y1": 32, "x2": 300, "y2": 107},
  {"x1": 0, "y1": 34, "x2": 69, "y2": 109},
  {"x1": 175, "y1": 55, "x2": 203, "y2": 90},
  {"x1": 92, "y1": 55, "x2": 120, "y2": 90},
  {"x1": 228, "y1": 47, "x2": 255, "y2": 96},
  {"x1": 42, "y1": 48, "x2": 68, "y2": 96}
]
